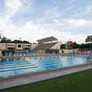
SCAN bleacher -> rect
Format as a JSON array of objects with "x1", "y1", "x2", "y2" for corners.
[{"x1": 34, "y1": 42, "x2": 57, "y2": 50}]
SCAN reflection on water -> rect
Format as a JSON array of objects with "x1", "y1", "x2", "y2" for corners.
[
  {"x1": 85, "y1": 56, "x2": 92, "y2": 63},
  {"x1": 0, "y1": 55, "x2": 92, "y2": 78},
  {"x1": 39, "y1": 56, "x2": 62, "y2": 70}
]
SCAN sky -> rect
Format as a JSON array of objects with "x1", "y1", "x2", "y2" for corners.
[{"x1": 0, "y1": 0, "x2": 92, "y2": 43}]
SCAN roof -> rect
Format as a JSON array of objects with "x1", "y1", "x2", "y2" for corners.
[
  {"x1": 37, "y1": 36, "x2": 58, "y2": 43},
  {"x1": 34, "y1": 42, "x2": 57, "y2": 50}
]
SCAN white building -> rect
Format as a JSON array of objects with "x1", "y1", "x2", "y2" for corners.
[
  {"x1": 33, "y1": 36, "x2": 62, "y2": 54},
  {"x1": 0, "y1": 43, "x2": 31, "y2": 51}
]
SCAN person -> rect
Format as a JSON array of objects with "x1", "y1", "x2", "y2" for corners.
[{"x1": 62, "y1": 50, "x2": 64, "y2": 54}]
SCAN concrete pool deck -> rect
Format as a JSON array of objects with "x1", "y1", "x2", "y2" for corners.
[{"x1": 0, "y1": 63, "x2": 92, "y2": 90}]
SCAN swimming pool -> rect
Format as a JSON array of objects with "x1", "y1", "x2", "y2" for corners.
[{"x1": 0, "y1": 55, "x2": 92, "y2": 78}]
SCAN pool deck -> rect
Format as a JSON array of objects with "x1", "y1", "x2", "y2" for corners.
[
  {"x1": 0, "y1": 53, "x2": 90, "y2": 59},
  {"x1": 0, "y1": 63, "x2": 92, "y2": 90}
]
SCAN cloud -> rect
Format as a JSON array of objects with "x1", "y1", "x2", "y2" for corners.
[
  {"x1": 3, "y1": 18, "x2": 89, "y2": 43},
  {"x1": 0, "y1": 0, "x2": 23, "y2": 30},
  {"x1": 44, "y1": 6, "x2": 61, "y2": 20},
  {"x1": 5, "y1": 0, "x2": 23, "y2": 19},
  {"x1": 66, "y1": 0, "x2": 76, "y2": 5},
  {"x1": 62, "y1": 5, "x2": 75, "y2": 12},
  {"x1": 36, "y1": 18, "x2": 92, "y2": 31},
  {"x1": 0, "y1": 0, "x2": 92, "y2": 44},
  {"x1": 86, "y1": 5, "x2": 92, "y2": 14},
  {"x1": 72, "y1": 4, "x2": 92, "y2": 18},
  {"x1": 63, "y1": 19, "x2": 92, "y2": 28}
]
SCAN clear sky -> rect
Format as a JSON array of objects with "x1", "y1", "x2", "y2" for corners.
[{"x1": 0, "y1": 0, "x2": 92, "y2": 43}]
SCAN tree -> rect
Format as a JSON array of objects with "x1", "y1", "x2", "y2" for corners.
[
  {"x1": 12, "y1": 40, "x2": 22, "y2": 43},
  {"x1": 72, "y1": 42, "x2": 80, "y2": 49},
  {"x1": 22, "y1": 40, "x2": 30, "y2": 43},
  {"x1": 85, "y1": 35, "x2": 92, "y2": 42},
  {"x1": 0, "y1": 37, "x2": 12, "y2": 43},
  {"x1": 60, "y1": 44, "x2": 66, "y2": 49}
]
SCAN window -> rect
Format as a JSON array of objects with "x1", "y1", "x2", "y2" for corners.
[{"x1": 18, "y1": 45, "x2": 21, "y2": 48}]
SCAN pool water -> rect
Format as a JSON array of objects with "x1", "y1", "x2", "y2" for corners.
[{"x1": 0, "y1": 55, "x2": 92, "y2": 78}]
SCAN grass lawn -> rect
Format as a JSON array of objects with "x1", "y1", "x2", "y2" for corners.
[{"x1": 1, "y1": 69, "x2": 92, "y2": 92}]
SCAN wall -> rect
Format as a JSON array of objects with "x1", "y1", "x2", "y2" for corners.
[
  {"x1": 31, "y1": 43, "x2": 38, "y2": 50},
  {"x1": 0, "y1": 43, "x2": 7, "y2": 50},
  {"x1": 15, "y1": 43, "x2": 23, "y2": 50},
  {"x1": 51, "y1": 42, "x2": 62, "y2": 50},
  {"x1": 59, "y1": 49, "x2": 79, "y2": 54}
]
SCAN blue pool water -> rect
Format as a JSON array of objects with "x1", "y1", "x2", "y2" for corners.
[{"x1": 0, "y1": 55, "x2": 92, "y2": 78}]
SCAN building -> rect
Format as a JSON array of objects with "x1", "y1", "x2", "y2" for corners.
[
  {"x1": 0, "y1": 42, "x2": 32, "y2": 56},
  {"x1": 0, "y1": 43, "x2": 31, "y2": 51},
  {"x1": 0, "y1": 43, "x2": 6, "y2": 50},
  {"x1": 31, "y1": 43, "x2": 38, "y2": 50},
  {"x1": 0, "y1": 36, "x2": 62, "y2": 56},
  {"x1": 37, "y1": 36, "x2": 58, "y2": 44},
  {"x1": 66, "y1": 40, "x2": 73, "y2": 49},
  {"x1": 33, "y1": 36, "x2": 61, "y2": 54},
  {"x1": 6, "y1": 43, "x2": 16, "y2": 50},
  {"x1": 85, "y1": 35, "x2": 92, "y2": 43}
]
